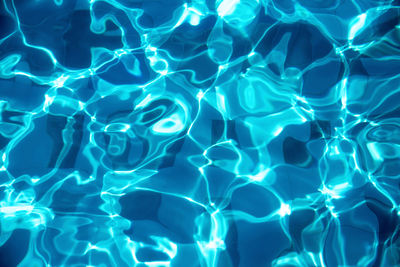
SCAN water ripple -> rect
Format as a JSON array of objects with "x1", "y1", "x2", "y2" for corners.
[{"x1": 0, "y1": 0, "x2": 400, "y2": 266}]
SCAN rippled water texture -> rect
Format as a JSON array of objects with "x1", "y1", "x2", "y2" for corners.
[{"x1": 1, "y1": 0, "x2": 400, "y2": 266}]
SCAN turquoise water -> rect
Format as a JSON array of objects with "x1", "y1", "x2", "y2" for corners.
[{"x1": 0, "y1": 0, "x2": 400, "y2": 266}]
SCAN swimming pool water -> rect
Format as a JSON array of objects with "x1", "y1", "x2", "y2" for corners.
[{"x1": 0, "y1": 0, "x2": 400, "y2": 266}]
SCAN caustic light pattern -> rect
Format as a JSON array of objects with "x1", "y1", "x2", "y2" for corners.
[{"x1": 0, "y1": 0, "x2": 400, "y2": 266}]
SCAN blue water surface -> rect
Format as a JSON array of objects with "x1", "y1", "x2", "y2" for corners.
[{"x1": 0, "y1": 0, "x2": 400, "y2": 266}]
